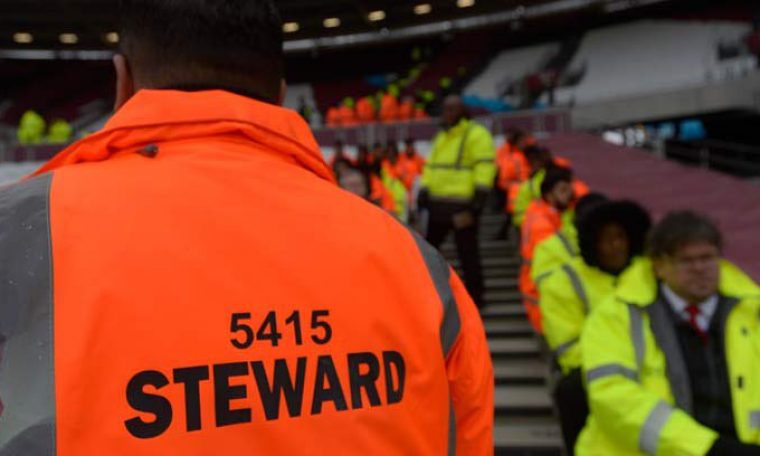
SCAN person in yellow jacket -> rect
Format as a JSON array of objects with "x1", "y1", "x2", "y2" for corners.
[
  {"x1": 17, "y1": 110, "x2": 46, "y2": 145},
  {"x1": 46, "y1": 118, "x2": 73, "y2": 144},
  {"x1": 578, "y1": 211, "x2": 760, "y2": 456},
  {"x1": 418, "y1": 94, "x2": 496, "y2": 307},
  {"x1": 540, "y1": 199, "x2": 651, "y2": 455},
  {"x1": 531, "y1": 193, "x2": 608, "y2": 287}
]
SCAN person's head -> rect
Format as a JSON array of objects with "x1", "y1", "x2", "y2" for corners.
[
  {"x1": 405, "y1": 138, "x2": 415, "y2": 154},
  {"x1": 650, "y1": 211, "x2": 723, "y2": 303},
  {"x1": 540, "y1": 165, "x2": 575, "y2": 212},
  {"x1": 337, "y1": 164, "x2": 370, "y2": 199},
  {"x1": 524, "y1": 145, "x2": 553, "y2": 173},
  {"x1": 334, "y1": 140, "x2": 344, "y2": 156},
  {"x1": 579, "y1": 200, "x2": 651, "y2": 275},
  {"x1": 357, "y1": 144, "x2": 369, "y2": 161},
  {"x1": 573, "y1": 192, "x2": 609, "y2": 230},
  {"x1": 507, "y1": 128, "x2": 526, "y2": 148},
  {"x1": 116, "y1": 0, "x2": 285, "y2": 110},
  {"x1": 373, "y1": 142, "x2": 386, "y2": 161},
  {"x1": 386, "y1": 142, "x2": 399, "y2": 162},
  {"x1": 442, "y1": 95, "x2": 468, "y2": 128}
]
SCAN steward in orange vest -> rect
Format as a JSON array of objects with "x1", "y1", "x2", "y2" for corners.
[
  {"x1": 0, "y1": 1, "x2": 494, "y2": 454},
  {"x1": 520, "y1": 166, "x2": 577, "y2": 333}
]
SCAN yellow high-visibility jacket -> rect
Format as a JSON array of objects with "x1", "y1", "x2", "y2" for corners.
[
  {"x1": 577, "y1": 259, "x2": 760, "y2": 456},
  {"x1": 421, "y1": 119, "x2": 496, "y2": 202},
  {"x1": 540, "y1": 257, "x2": 645, "y2": 375}
]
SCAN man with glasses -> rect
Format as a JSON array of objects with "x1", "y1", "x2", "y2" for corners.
[{"x1": 577, "y1": 211, "x2": 760, "y2": 455}]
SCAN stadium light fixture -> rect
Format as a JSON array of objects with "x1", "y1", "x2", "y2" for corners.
[
  {"x1": 105, "y1": 32, "x2": 120, "y2": 44},
  {"x1": 13, "y1": 32, "x2": 33, "y2": 44},
  {"x1": 457, "y1": 0, "x2": 475, "y2": 8},
  {"x1": 368, "y1": 10, "x2": 386, "y2": 22},
  {"x1": 283, "y1": 22, "x2": 300, "y2": 33},
  {"x1": 323, "y1": 17, "x2": 341, "y2": 28},
  {"x1": 414, "y1": 4, "x2": 432, "y2": 15},
  {"x1": 59, "y1": 33, "x2": 79, "y2": 45}
]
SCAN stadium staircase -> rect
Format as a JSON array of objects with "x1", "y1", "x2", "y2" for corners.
[{"x1": 440, "y1": 212, "x2": 564, "y2": 455}]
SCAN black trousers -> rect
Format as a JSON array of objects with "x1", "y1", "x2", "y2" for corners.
[
  {"x1": 553, "y1": 369, "x2": 590, "y2": 455},
  {"x1": 425, "y1": 201, "x2": 484, "y2": 307}
]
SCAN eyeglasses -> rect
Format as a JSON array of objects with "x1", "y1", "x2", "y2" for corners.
[{"x1": 669, "y1": 253, "x2": 720, "y2": 270}]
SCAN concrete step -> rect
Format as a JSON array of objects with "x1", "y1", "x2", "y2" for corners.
[
  {"x1": 489, "y1": 337, "x2": 541, "y2": 359},
  {"x1": 481, "y1": 303, "x2": 526, "y2": 320},
  {"x1": 493, "y1": 358, "x2": 547, "y2": 386},
  {"x1": 483, "y1": 277, "x2": 518, "y2": 290},
  {"x1": 495, "y1": 385, "x2": 554, "y2": 416},
  {"x1": 485, "y1": 320, "x2": 534, "y2": 338},
  {"x1": 485, "y1": 290, "x2": 522, "y2": 303},
  {"x1": 494, "y1": 416, "x2": 563, "y2": 455}
]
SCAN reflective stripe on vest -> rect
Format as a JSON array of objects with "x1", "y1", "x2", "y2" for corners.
[
  {"x1": 556, "y1": 232, "x2": 577, "y2": 257},
  {"x1": 586, "y1": 363, "x2": 638, "y2": 383},
  {"x1": 407, "y1": 230, "x2": 461, "y2": 455},
  {"x1": 562, "y1": 264, "x2": 589, "y2": 314},
  {"x1": 555, "y1": 338, "x2": 579, "y2": 358},
  {"x1": 407, "y1": 231, "x2": 461, "y2": 357},
  {"x1": 628, "y1": 303, "x2": 645, "y2": 377},
  {"x1": 454, "y1": 126, "x2": 474, "y2": 169},
  {"x1": 534, "y1": 270, "x2": 553, "y2": 287},
  {"x1": 639, "y1": 401, "x2": 674, "y2": 455},
  {"x1": 751, "y1": 410, "x2": 760, "y2": 429},
  {"x1": 586, "y1": 304, "x2": 644, "y2": 385},
  {"x1": 0, "y1": 174, "x2": 56, "y2": 455}
]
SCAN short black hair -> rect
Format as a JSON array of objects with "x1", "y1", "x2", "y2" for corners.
[
  {"x1": 649, "y1": 210, "x2": 723, "y2": 258},
  {"x1": 523, "y1": 145, "x2": 545, "y2": 162},
  {"x1": 540, "y1": 165, "x2": 573, "y2": 197},
  {"x1": 119, "y1": 0, "x2": 284, "y2": 103},
  {"x1": 578, "y1": 200, "x2": 652, "y2": 267}
]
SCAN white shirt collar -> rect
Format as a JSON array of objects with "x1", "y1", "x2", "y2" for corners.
[{"x1": 661, "y1": 284, "x2": 719, "y2": 332}]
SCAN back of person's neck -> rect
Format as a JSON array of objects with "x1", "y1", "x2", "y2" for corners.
[{"x1": 159, "y1": 83, "x2": 276, "y2": 105}]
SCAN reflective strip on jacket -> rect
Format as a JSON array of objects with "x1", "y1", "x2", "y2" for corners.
[
  {"x1": 421, "y1": 119, "x2": 496, "y2": 201},
  {"x1": 577, "y1": 259, "x2": 760, "y2": 456},
  {"x1": 540, "y1": 257, "x2": 645, "y2": 374},
  {"x1": 531, "y1": 223, "x2": 579, "y2": 287},
  {"x1": 0, "y1": 89, "x2": 494, "y2": 455}
]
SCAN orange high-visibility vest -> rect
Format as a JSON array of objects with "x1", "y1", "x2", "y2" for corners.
[
  {"x1": 0, "y1": 89, "x2": 494, "y2": 455},
  {"x1": 338, "y1": 105, "x2": 357, "y2": 126},
  {"x1": 356, "y1": 97, "x2": 376, "y2": 124},
  {"x1": 379, "y1": 94, "x2": 399, "y2": 123},
  {"x1": 520, "y1": 199, "x2": 563, "y2": 333},
  {"x1": 326, "y1": 107, "x2": 341, "y2": 127},
  {"x1": 398, "y1": 101, "x2": 414, "y2": 121},
  {"x1": 396, "y1": 153, "x2": 425, "y2": 190}
]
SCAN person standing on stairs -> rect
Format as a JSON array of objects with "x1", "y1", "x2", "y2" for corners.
[
  {"x1": 577, "y1": 211, "x2": 760, "y2": 456},
  {"x1": 539, "y1": 199, "x2": 651, "y2": 454},
  {"x1": 531, "y1": 192, "x2": 608, "y2": 289},
  {"x1": 519, "y1": 165, "x2": 577, "y2": 333},
  {"x1": 418, "y1": 94, "x2": 496, "y2": 308}
]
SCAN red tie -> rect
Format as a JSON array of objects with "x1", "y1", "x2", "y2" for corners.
[{"x1": 685, "y1": 304, "x2": 708, "y2": 343}]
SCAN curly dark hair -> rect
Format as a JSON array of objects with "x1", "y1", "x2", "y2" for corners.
[{"x1": 578, "y1": 200, "x2": 652, "y2": 268}]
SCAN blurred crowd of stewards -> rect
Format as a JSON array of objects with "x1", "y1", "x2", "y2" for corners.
[
  {"x1": 323, "y1": 86, "x2": 430, "y2": 128},
  {"x1": 329, "y1": 108, "x2": 760, "y2": 455},
  {"x1": 16, "y1": 110, "x2": 73, "y2": 145},
  {"x1": 330, "y1": 138, "x2": 425, "y2": 224}
]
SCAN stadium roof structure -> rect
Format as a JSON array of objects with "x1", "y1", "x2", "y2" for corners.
[{"x1": 0, "y1": 0, "x2": 681, "y2": 57}]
